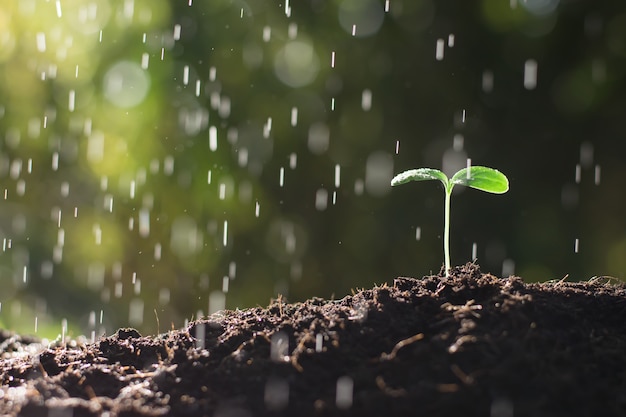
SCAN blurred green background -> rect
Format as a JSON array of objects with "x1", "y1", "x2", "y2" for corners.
[{"x1": 0, "y1": 0, "x2": 624, "y2": 339}]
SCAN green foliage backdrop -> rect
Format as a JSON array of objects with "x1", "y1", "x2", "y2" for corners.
[{"x1": 0, "y1": 0, "x2": 624, "y2": 338}]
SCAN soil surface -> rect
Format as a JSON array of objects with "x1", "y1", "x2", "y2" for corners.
[{"x1": 1, "y1": 263, "x2": 626, "y2": 416}]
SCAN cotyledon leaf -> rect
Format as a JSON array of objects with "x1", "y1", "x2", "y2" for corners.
[
  {"x1": 391, "y1": 168, "x2": 449, "y2": 187},
  {"x1": 450, "y1": 166, "x2": 509, "y2": 194}
]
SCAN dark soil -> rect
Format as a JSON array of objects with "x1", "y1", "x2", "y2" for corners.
[{"x1": 1, "y1": 263, "x2": 626, "y2": 416}]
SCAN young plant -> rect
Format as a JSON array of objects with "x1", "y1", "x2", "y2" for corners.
[{"x1": 391, "y1": 165, "x2": 509, "y2": 277}]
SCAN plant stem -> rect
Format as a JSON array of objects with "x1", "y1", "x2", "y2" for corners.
[{"x1": 443, "y1": 188, "x2": 451, "y2": 277}]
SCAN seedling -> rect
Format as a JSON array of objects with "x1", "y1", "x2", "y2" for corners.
[{"x1": 391, "y1": 165, "x2": 509, "y2": 277}]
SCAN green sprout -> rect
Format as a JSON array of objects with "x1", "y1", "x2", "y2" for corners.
[{"x1": 391, "y1": 165, "x2": 509, "y2": 277}]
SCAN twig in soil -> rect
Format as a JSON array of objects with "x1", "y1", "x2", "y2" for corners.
[
  {"x1": 441, "y1": 300, "x2": 482, "y2": 319},
  {"x1": 588, "y1": 275, "x2": 620, "y2": 284},
  {"x1": 375, "y1": 375, "x2": 407, "y2": 397},
  {"x1": 380, "y1": 333, "x2": 424, "y2": 361},
  {"x1": 448, "y1": 335, "x2": 477, "y2": 354},
  {"x1": 554, "y1": 274, "x2": 569, "y2": 286}
]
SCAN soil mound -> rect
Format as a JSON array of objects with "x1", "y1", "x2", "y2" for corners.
[{"x1": 1, "y1": 263, "x2": 625, "y2": 416}]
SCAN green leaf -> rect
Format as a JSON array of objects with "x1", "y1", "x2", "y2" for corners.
[
  {"x1": 391, "y1": 168, "x2": 449, "y2": 187},
  {"x1": 450, "y1": 166, "x2": 509, "y2": 194}
]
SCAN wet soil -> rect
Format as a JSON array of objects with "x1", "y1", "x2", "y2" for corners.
[{"x1": 1, "y1": 263, "x2": 626, "y2": 416}]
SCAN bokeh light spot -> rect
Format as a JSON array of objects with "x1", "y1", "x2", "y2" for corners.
[
  {"x1": 338, "y1": 0, "x2": 384, "y2": 38},
  {"x1": 103, "y1": 61, "x2": 151, "y2": 108},
  {"x1": 521, "y1": 0, "x2": 559, "y2": 17},
  {"x1": 274, "y1": 40, "x2": 319, "y2": 88}
]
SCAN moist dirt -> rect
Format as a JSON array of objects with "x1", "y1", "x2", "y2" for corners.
[{"x1": 1, "y1": 263, "x2": 625, "y2": 416}]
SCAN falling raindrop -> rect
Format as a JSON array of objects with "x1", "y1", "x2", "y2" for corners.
[
  {"x1": 361, "y1": 89, "x2": 372, "y2": 111},
  {"x1": 263, "y1": 26, "x2": 271, "y2": 42},
  {"x1": 331, "y1": 51, "x2": 336, "y2": 68},
  {"x1": 502, "y1": 259, "x2": 515, "y2": 277},
  {"x1": 291, "y1": 107, "x2": 298, "y2": 127},
  {"x1": 129, "y1": 299, "x2": 144, "y2": 326},
  {"x1": 453, "y1": 134, "x2": 464, "y2": 151},
  {"x1": 183, "y1": 66, "x2": 190, "y2": 85},
  {"x1": 580, "y1": 142, "x2": 594, "y2": 168},
  {"x1": 435, "y1": 39, "x2": 445, "y2": 61},
  {"x1": 16, "y1": 180, "x2": 25, "y2": 196},
  {"x1": 270, "y1": 331, "x2": 289, "y2": 362},
  {"x1": 263, "y1": 117, "x2": 272, "y2": 138},
  {"x1": 51, "y1": 152, "x2": 59, "y2": 171},
  {"x1": 308, "y1": 122, "x2": 329, "y2": 155},
  {"x1": 114, "y1": 282, "x2": 123, "y2": 298},
  {"x1": 315, "y1": 189, "x2": 328, "y2": 211},
  {"x1": 315, "y1": 333, "x2": 323, "y2": 352},
  {"x1": 93, "y1": 224, "x2": 102, "y2": 245},
  {"x1": 209, "y1": 126, "x2": 218, "y2": 151},
  {"x1": 194, "y1": 323, "x2": 205, "y2": 349},
  {"x1": 482, "y1": 70, "x2": 494, "y2": 92},
  {"x1": 523, "y1": 59, "x2": 538, "y2": 90},
  {"x1": 139, "y1": 209, "x2": 150, "y2": 237},
  {"x1": 159, "y1": 288, "x2": 170, "y2": 305},
  {"x1": 61, "y1": 182, "x2": 70, "y2": 197},
  {"x1": 472, "y1": 243, "x2": 478, "y2": 260},
  {"x1": 594, "y1": 165, "x2": 601, "y2": 185},
  {"x1": 574, "y1": 238, "x2": 579, "y2": 253},
  {"x1": 36, "y1": 32, "x2": 46, "y2": 52},
  {"x1": 164, "y1": 156, "x2": 174, "y2": 175},
  {"x1": 364, "y1": 151, "x2": 393, "y2": 196},
  {"x1": 209, "y1": 291, "x2": 225, "y2": 315},
  {"x1": 354, "y1": 179, "x2": 364, "y2": 196},
  {"x1": 288, "y1": 23, "x2": 298, "y2": 39},
  {"x1": 575, "y1": 164, "x2": 581, "y2": 184},
  {"x1": 415, "y1": 227, "x2": 421, "y2": 241},
  {"x1": 68, "y1": 90, "x2": 76, "y2": 112},
  {"x1": 336, "y1": 376, "x2": 354, "y2": 409},
  {"x1": 265, "y1": 377, "x2": 289, "y2": 411}
]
